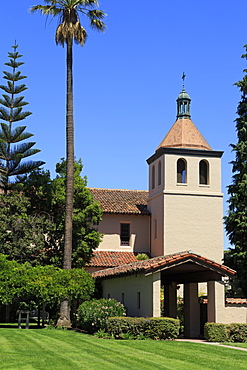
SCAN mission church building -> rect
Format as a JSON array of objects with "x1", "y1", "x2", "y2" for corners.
[{"x1": 86, "y1": 87, "x2": 247, "y2": 338}]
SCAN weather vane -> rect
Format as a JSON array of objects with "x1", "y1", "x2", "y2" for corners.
[{"x1": 182, "y1": 72, "x2": 186, "y2": 89}]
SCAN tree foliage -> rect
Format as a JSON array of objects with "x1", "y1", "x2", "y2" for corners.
[
  {"x1": 225, "y1": 44, "x2": 247, "y2": 297},
  {"x1": 0, "y1": 159, "x2": 102, "y2": 268},
  {"x1": 0, "y1": 44, "x2": 44, "y2": 193},
  {"x1": 50, "y1": 158, "x2": 103, "y2": 268},
  {"x1": 0, "y1": 254, "x2": 95, "y2": 307},
  {"x1": 26, "y1": 265, "x2": 95, "y2": 305},
  {"x1": 0, "y1": 192, "x2": 54, "y2": 265},
  {"x1": 17, "y1": 158, "x2": 102, "y2": 268},
  {"x1": 0, "y1": 254, "x2": 28, "y2": 305},
  {"x1": 30, "y1": 0, "x2": 107, "y2": 46}
]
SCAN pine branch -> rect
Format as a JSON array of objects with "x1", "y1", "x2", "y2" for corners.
[{"x1": 0, "y1": 44, "x2": 44, "y2": 191}]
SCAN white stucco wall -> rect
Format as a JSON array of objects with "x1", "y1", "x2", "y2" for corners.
[
  {"x1": 97, "y1": 213, "x2": 150, "y2": 253},
  {"x1": 148, "y1": 152, "x2": 224, "y2": 263},
  {"x1": 147, "y1": 193, "x2": 164, "y2": 257},
  {"x1": 224, "y1": 307, "x2": 247, "y2": 324},
  {"x1": 164, "y1": 154, "x2": 222, "y2": 193},
  {"x1": 207, "y1": 281, "x2": 247, "y2": 324},
  {"x1": 164, "y1": 193, "x2": 223, "y2": 263},
  {"x1": 101, "y1": 272, "x2": 160, "y2": 317}
]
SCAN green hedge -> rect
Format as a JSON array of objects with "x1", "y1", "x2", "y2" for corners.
[
  {"x1": 106, "y1": 317, "x2": 180, "y2": 340},
  {"x1": 230, "y1": 323, "x2": 247, "y2": 342},
  {"x1": 204, "y1": 322, "x2": 247, "y2": 342},
  {"x1": 204, "y1": 323, "x2": 230, "y2": 342}
]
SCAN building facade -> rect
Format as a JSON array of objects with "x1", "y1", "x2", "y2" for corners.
[{"x1": 87, "y1": 88, "x2": 247, "y2": 337}]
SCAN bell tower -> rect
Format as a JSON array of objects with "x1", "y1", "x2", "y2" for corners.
[{"x1": 147, "y1": 83, "x2": 224, "y2": 263}]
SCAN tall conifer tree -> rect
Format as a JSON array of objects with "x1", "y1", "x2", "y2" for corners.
[
  {"x1": 0, "y1": 44, "x2": 44, "y2": 193},
  {"x1": 225, "y1": 44, "x2": 247, "y2": 297}
]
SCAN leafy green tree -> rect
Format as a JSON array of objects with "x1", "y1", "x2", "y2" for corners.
[
  {"x1": 0, "y1": 254, "x2": 28, "y2": 305},
  {"x1": 225, "y1": 44, "x2": 247, "y2": 297},
  {"x1": 49, "y1": 158, "x2": 103, "y2": 268},
  {"x1": 0, "y1": 254, "x2": 95, "y2": 323},
  {"x1": 0, "y1": 192, "x2": 54, "y2": 265},
  {"x1": 0, "y1": 44, "x2": 44, "y2": 193},
  {"x1": 19, "y1": 168, "x2": 52, "y2": 215},
  {"x1": 21, "y1": 159, "x2": 102, "y2": 267},
  {"x1": 25, "y1": 265, "x2": 95, "y2": 308}
]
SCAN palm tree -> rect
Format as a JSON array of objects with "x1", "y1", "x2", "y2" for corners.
[{"x1": 30, "y1": 0, "x2": 106, "y2": 326}]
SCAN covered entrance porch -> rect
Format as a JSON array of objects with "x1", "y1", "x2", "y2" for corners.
[{"x1": 92, "y1": 252, "x2": 235, "y2": 338}]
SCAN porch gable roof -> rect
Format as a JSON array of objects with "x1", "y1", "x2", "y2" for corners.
[{"x1": 91, "y1": 251, "x2": 235, "y2": 280}]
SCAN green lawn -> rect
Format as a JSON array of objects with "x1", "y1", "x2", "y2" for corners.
[{"x1": 0, "y1": 328, "x2": 247, "y2": 370}]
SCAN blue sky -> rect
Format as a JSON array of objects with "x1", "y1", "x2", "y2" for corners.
[{"x1": 1, "y1": 1, "x2": 247, "y2": 248}]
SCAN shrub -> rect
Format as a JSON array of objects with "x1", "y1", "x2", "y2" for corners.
[
  {"x1": 107, "y1": 317, "x2": 180, "y2": 340},
  {"x1": 204, "y1": 323, "x2": 230, "y2": 342},
  {"x1": 77, "y1": 299, "x2": 126, "y2": 333},
  {"x1": 229, "y1": 323, "x2": 247, "y2": 342},
  {"x1": 136, "y1": 253, "x2": 149, "y2": 261}
]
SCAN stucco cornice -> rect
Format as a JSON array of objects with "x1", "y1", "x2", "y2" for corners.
[
  {"x1": 162, "y1": 190, "x2": 224, "y2": 198},
  {"x1": 147, "y1": 147, "x2": 224, "y2": 165}
]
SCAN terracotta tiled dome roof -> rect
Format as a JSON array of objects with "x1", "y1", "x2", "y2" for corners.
[{"x1": 157, "y1": 118, "x2": 212, "y2": 151}]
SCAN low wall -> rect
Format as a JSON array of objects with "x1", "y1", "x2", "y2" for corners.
[{"x1": 224, "y1": 306, "x2": 247, "y2": 324}]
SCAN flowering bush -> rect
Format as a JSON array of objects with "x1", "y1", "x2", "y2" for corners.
[{"x1": 77, "y1": 298, "x2": 126, "y2": 333}]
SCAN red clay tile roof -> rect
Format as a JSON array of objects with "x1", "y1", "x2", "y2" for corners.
[
  {"x1": 92, "y1": 251, "x2": 235, "y2": 279},
  {"x1": 200, "y1": 298, "x2": 247, "y2": 305},
  {"x1": 87, "y1": 251, "x2": 138, "y2": 267},
  {"x1": 226, "y1": 298, "x2": 247, "y2": 305},
  {"x1": 157, "y1": 118, "x2": 212, "y2": 151},
  {"x1": 89, "y1": 188, "x2": 150, "y2": 215}
]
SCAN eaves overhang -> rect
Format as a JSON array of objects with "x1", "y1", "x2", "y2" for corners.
[
  {"x1": 92, "y1": 251, "x2": 235, "y2": 281},
  {"x1": 147, "y1": 147, "x2": 224, "y2": 165}
]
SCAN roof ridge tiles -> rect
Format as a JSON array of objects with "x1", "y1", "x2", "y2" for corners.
[{"x1": 89, "y1": 187, "x2": 148, "y2": 193}]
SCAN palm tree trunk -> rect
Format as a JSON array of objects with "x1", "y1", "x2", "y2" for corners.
[
  {"x1": 64, "y1": 38, "x2": 74, "y2": 270},
  {"x1": 57, "y1": 37, "x2": 74, "y2": 327}
]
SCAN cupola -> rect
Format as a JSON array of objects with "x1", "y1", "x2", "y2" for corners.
[
  {"x1": 176, "y1": 88, "x2": 191, "y2": 119},
  {"x1": 157, "y1": 84, "x2": 212, "y2": 151}
]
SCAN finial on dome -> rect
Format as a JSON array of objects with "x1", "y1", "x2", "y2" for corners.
[
  {"x1": 182, "y1": 72, "x2": 186, "y2": 89},
  {"x1": 177, "y1": 74, "x2": 191, "y2": 119}
]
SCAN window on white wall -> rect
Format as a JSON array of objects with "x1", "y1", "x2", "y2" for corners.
[
  {"x1": 137, "y1": 292, "x2": 141, "y2": 309},
  {"x1": 152, "y1": 165, "x2": 155, "y2": 189},
  {"x1": 154, "y1": 218, "x2": 157, "y2": 239},
  {"x1": 120, "y1": 223, "x2": 130, "y2": 246},
  {"x1": 199, "y1": 160, "x2": 209, "y2": 185},
  {"x1": 177, "y1": 158, "x2": 187, "y2": 184},
  {"x1": 158, "y1": 161, "x2": 161, "y2": 186}
]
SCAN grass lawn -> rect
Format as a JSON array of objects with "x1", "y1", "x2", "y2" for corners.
[{"x1": 0, "y1": 327, "x2": 247, "y2": 370}]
